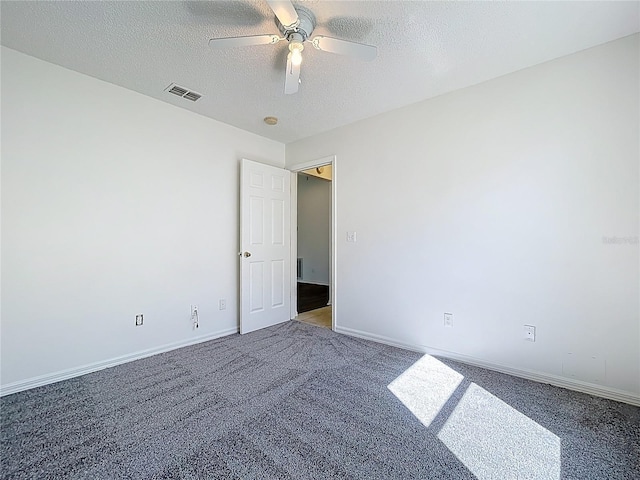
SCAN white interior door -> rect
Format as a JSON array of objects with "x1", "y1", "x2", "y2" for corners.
[{"x1": 240, "y1": 159, "x2": 291, "y2": 334}]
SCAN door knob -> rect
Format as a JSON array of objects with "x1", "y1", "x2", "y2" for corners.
[{"x1": 243, "y1": 251, "x2": 252, "y2": 257}]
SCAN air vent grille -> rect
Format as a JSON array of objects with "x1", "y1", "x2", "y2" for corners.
[
  {"x1": 165, "y1": 83, "x2": 202, "y2": 102},
  {"x1": 168, "y1": 85, "x2": 188, "y2": 97},
  {"x1": 183, "y1": 91, "x2": 202, "y2": 102}
]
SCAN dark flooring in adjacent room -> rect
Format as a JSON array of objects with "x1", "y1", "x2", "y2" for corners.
[
  {"x1": 1, "y1": 321, "x2": 639, "y2": 479},
  {"x1": 297, "y1": 282, "x2": 329, "y2": 313}
]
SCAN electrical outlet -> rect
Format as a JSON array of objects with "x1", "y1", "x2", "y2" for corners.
[
  {"x1": 347, "y1": 231, "x2": 357, "y2": 242},
  {"x1": 444, "y1": 312, "x2": 453, "y2": 327},
  {"x1": 135, "y1": 314, "x2": 143, "y2": 326},
  {"x1": 219, "y1": 299, "x2": 226, "y2": 310},
  {"x1": 524, "y1": 325, "x2": 536, "y2": 342},
  {"x1": 191, "y1": 305, "x2": 199, "y2": 329}
]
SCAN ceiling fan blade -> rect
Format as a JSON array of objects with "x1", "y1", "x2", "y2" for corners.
[
  {"x1": 284, "y1": 54, "x2": 300, "y2": 95},
  {"x1": 310, "y1": 36, "x2": 377, "y2": 61},
  {"x1": 208, "y1": 34, "x2": 281, "y2": 49},
  {"x1": 266, "y1": 0, "x2": 299, "y2": 29}
]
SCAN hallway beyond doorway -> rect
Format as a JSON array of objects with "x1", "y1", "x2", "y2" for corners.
[{"x1": 295, "y1": 306, "x2": 331, "y2": 329}]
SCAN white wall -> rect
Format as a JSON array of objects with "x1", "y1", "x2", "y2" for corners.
[
  {"x1": 286, "y1": 35, "x2": 640, "y2": 400},
  {"x1": 297, "y1": 173, "x2": 330, "y2": 285},
  {"x1": 1, "y1": 47, "x2": 284, "y2": 389}
]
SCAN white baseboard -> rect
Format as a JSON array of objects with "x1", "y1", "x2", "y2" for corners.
[
  {"x1": 0, "y1": 327, "x2": 238, "y2": 397},
  {"x1": 336, "y1": 326, "x2": 423, "y2": 352},
  {"x1": 335, "y1": 326, "x2": 640, "y2": 407}
]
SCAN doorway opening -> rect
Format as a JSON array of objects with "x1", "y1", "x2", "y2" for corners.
[{"x1": 290, "y1": 156, "x2": 336, "y2": 330}]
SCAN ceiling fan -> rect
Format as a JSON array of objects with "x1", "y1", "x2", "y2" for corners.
[{"x1": 208, "y1": 0, "x2": 377, "y2": 95}]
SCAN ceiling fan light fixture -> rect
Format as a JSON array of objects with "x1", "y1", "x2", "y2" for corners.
[
  {"x1": 289, "y1": 41, "x2": 304, "y2": 66},
  {"x1": 208, "y1": 0, "x2": 377, "y2": 94}
]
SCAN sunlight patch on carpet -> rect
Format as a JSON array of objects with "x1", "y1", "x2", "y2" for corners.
[
  {"x1": 438, "y1": 383, "x2": 561, "y2": 480},
  {"x1": 387, "y1": 354, "x2": 464, "y2": 427}
]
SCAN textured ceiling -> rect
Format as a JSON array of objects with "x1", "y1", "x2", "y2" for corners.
[{"x1": 2, "y1": 1, "x2": 639, "y2": 143}]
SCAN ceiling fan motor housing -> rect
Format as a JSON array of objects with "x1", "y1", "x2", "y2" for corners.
[{"x1": 276, "y1": 6, "x2": 316, "y2": 42}]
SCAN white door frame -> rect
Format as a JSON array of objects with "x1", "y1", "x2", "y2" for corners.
[{"x1": 289, "y1": 155, "x2": 337, "y2": 331}]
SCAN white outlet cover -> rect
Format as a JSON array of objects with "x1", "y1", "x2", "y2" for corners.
[
  {"x1": 444, "y1": 313, "x2": 453, "y2": 327},
  {"x1": 524, "y1": 325, "x2": 536, "y2": 341}
]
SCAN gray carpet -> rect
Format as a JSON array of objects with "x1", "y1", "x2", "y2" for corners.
[{"x1": 1, "y1": 321, "x2": 639, "y2": 479}]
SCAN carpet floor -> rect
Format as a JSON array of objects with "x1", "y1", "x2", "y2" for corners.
[{"x1": 1, "y1": 321, "x2": 639, "y2": 479}]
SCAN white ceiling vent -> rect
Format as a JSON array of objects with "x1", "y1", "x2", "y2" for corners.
[{"x1": 165, "y1": 83, "x2": 202, "y2": 102}]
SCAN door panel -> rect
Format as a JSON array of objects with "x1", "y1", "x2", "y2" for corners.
[
  {"x1": 240, "y1": 159, "x2": 291, "y2": 334},
  {"x1": 271, "y1": 259, "x2": 285, "y2": 307}
]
